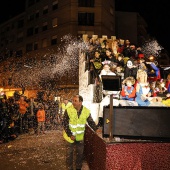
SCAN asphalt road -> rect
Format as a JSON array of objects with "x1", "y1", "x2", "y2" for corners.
[{"x1": 0, "y1": 129, "x2": 89, "y2": 170}]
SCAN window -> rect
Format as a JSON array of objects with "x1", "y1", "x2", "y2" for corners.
[
  {"x1": 42, "y1": 22, "x2": 48, "y2": 31},
  {"x1": 34, "y1": 42, "x2": 38, "y2": 50},
  {"x1": 52, "y1": 18, "x2": 58, "y2": 28},
  {"x1": 51, "y1": 35, "x2": 57, "y2": 45},
  {"x1": 53, "y1": 0, "x2": 58, "y2": 10},
  {"x1": 43, "y1": 5, "x2": 48, "y2": 15},
  {"x1": 42, "y1": 38, "x2": 47, "y2": 48},
  {"x1": 27, "y1": 27, "x2": 34, "y2": 36},
  {"x1": 17, "y1": 32, "x2": 24, "y2": 43},
  {"x1": 26, "y1": 43, "x2": 33, "y2": 52},
  {"x1": 78, "y1": 0, "x2": 94, "y2": 7},
  {"x1": 35, "y1": 10, "x2": 39, "y2": 18},
  {"x1": 78, "y1": 13, "x2": 94, "y2": 26},
  {"x1": 28, "y1": 14, "x2": 34, "y2": 21},
  {"x1": 34, "y1": 26, "x2": 39, "y2": 34},
  {"x1": 17, "y1": 19, "x2": 24, "y2": 29}
]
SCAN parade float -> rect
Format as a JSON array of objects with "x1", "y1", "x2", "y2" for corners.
[{"x1": 78, "y1": 38, "x2": 170, "y2": 169}]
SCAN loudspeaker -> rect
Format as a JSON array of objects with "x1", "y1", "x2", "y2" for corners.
[
  {"x1": 103, "y1": 106, "x2": 170, "y2": 141},
  {"x1": 101, "y1": 75, "x2": 121, "y2": 91}
]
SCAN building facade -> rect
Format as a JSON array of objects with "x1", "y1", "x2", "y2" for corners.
[
  {"x1": 0, "y1": 0, "x2": 116, "y2": 98},
  {"x1": 0, "y1": 0, "x2": 115, "y2": 59},
  {"x1": 0, "y1": 0, "x2": 150, "y2": 99}
]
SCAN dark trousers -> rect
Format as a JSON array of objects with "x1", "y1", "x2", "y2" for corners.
[
  {"x1": 66, "y1": 141, "x2": 84, "y2": 170},
  {"x1": 19, "y1": 114, "x2": 28, "y2": 133}
]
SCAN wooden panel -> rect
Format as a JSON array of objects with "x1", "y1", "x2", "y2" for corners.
[{"x1": 103, "y1": 106, "x2": 170, "y2": 141}]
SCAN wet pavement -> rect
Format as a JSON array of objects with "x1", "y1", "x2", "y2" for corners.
[{"x1": 0, "y1": 129, "x2": 90, "y2": 170}]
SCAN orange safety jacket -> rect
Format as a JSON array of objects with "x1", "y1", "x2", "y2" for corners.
[
  {"x1": 18, "y1": 101, "x2": 29, "y2": 114},
  {"x1": 36, "y1": 109, "x2": 46, "y2": 122}
]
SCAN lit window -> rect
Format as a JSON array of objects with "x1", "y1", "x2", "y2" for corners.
[
  {"x1": 52, "y1": 18, "x2": 58, "y2": 27},
  {"x1": 42, "y1": 38, "x2": 47, "y2": 48}
]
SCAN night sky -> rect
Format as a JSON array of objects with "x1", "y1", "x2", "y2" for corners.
[
  {"x1": 0, "y1": 0, "x2": 169, "y2": 53},
  {"x1": 115, "y1": 0, "x2": 170, "y2": 54},
  {"x1": 0, "y1": 0, "x2": 25, "y2": 24}
]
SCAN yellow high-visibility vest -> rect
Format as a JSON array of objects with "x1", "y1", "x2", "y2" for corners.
[{"x1": 63, "y1": 105, "x2": 90, "y2": 143}]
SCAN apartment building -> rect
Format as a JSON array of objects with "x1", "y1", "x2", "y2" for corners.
[
  {"x1": 0, "y1": 0, "x2": 115, "y2": 98},
  {"x1": 0, "y1": 0, "x2": 115, "y2": 58}
]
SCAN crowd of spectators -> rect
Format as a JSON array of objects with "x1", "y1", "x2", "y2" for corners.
[
  {"x1": 1, "y1": 36, "x2": 170, "y2": 144},
  {"x1": 0, "y1": 92, "x2": 63, "y2": 144}
]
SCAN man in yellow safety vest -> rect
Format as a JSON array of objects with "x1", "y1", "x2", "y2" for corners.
[{"x1": 63, "y1": 94, "x2": 98, "y2": 170}]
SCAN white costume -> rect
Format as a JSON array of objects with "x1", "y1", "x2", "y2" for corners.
[{"x1": 98, "y1": 65, "x2": 120, "y2": 117}]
